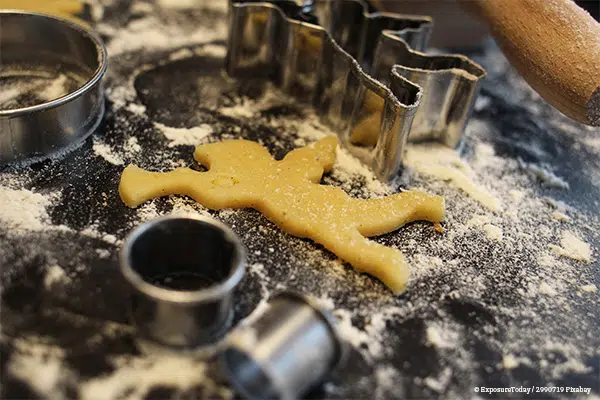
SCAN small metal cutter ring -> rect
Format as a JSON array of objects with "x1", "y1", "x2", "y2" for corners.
[
  {"x1": 120, "y1": 215, "x2": 246, "y2": 349},
  {"x1": 220, "y1": 291, "x2": 345, "y2": 400}
]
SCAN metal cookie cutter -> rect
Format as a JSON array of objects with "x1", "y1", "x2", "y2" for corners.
[
  {"x1": 120, "y1": 215, "x2": 246, "y2": 349},
  {"x1": 0, "y1": 11, "x2": 107, "y2": 166},
  {"x1": 226, "y1": 0, "x2": 486, "y2": 181},
  {"x1": 220, "y1": 291, "x2": 344, "y2": 400}
]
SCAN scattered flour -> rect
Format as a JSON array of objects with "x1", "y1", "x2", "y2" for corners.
[
  {"x1": 404, "y1": 143, "x2": 502, "y2": 212},
  {"x1": 8, "y1": 343, "x2": 67, "y2": 396},
  {"x1": 501, "y1": 353, "x2": 531, "y2": 370},
  {"x1": 333, "y1": 308, "x2": 383, "y2": 360},
  {"x1": 550, "y1": 230, "x2": 593, "y2": 262},
  {"x1": 374, "y1": 366, "x2": 403, "y2": 399},
  {"x1": 502, "y1": 353, "x2": 518, "y2": 370},
  {"x1": 39, "y1": 74, "x2": 69, "y2": 102},
  {"x1": 78, "y1": 355, "x2": 230, "y2": 400},
  {"x1": 2, "y1": 11, "x2": 599, "y2": 399},
  {"x1": 293, "y1": 118, "x2": 330, "y2": 142},
  {"x1": 332, "y1": 147, "x2": 390, "y2": 196},
  {"x1": 466, "y1": 215, "x2": 502, "y2": 241},
  {"x1": 0, "y1": 187, "x2": 57, "y2": 232},
  {"x1": 154, "y1": 123, "x2": 213, "y2": 147},
  {"x1": 426, "y1": 323, "x2": 459, "y2": 349},
  {"x1": 580, "y1": 284, "x2": 597, "y2": 293},
  {"x1": 219, "y1": 91, "x2": 284, "y2": 119},
  {"x1": 552, "y1": 211, "x2": 570, "y2": 222},
  {"x1": 130, "y1": 1, "x2": 154, "y2": 14},
  {"x1": 136, "y1": 201, "x2": 159, "y2": 221},
  {"x1": 44, "y1": 265, "x2": 70, "y2": 288},
  {"x1": 126, "y1": 102, "x2": 147, "y2": 116},
  {"x1": 106, "y1": 86, "x2": 135, "y2": 110},
  {"x1": 124, "y1": 137, "x2": 142, "y2": 154},
  {"x1": 168, "y1": 48, "x2": 194, "y2": 61},
  {"x1": 423, "y1": 367, "x2": 452, "y2": 393},
  {"x1": 482, "y1": 224, "x2": 503, "y2": 241},
  {"x1": 583, "y1": 137, "x2": 600, "y2": 151},
  {"x1": 80, "y1": 224, "x2": 121, "y2": 246},
  {"x1": 93, "y1": 138, "x2": 124, "y2": 165},
  {"x1": 538, "y1": 281, "x2": 558, "y2": 296},
  {"x1": 193, "y1": 43, "x2": 228, "y2": 58},
  {"x1": 467, "y1": 214, "x2": 491, "y2": 227},
  {"x1": 95, "y1": 248, "x2": 111, "y2": 259},
  {"x1": 104, "y1": 14, "x2": 227, "y2": 55},
  {"x1": 169, "y1": 197, "x2": 211, "y2": 217},
  {"x1": 157, "y1": 0, "x2": 225, "y2": 10},
  {"x1": 0, "y1": 86, "x2": 21, "y2": 105},
  {"x1": 410, "y1": 254, "x2": 447, "y2": 281},
  {"x1": 219, "y1": 102, "x2": 256, "y2": 119},
  {"x1": 509, "y1": 189, "x2": 525, "y2": 202},
  {"x1": 0, "y1": 74, "x2": 71, "y2": 108},
  {"x1": 520, "y1": 161, "x2": 570, "y2": 189}
]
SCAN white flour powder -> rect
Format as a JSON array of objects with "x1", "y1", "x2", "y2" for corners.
[
  {"x1": 0, "y1": 186, "x2": 60, "y2": 233},
  {"x1": 154, "y1": 122, "x2": 213, "y2": 147},
  {"x1": 1, "y1": 7, "x2": 599, "y2": 399}
]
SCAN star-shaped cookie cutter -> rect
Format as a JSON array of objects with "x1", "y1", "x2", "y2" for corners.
[{"x1": 226, "y1": 0, "x2": 486, "y2": 181}]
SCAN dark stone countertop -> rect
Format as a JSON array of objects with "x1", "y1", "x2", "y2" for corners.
[{"x1": 1, "y1": 1, "x2": 599, "y2": 399}]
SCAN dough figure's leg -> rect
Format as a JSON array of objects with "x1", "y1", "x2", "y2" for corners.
[
  {"x1": 350, "y1": 191, "x2": 445, "y2": 237},
  {"x1": 316, "y1": 228, "x2": 410, "y2": 294}
]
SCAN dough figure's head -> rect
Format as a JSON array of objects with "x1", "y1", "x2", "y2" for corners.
[{"x1": 193, "y1": 140, "x2": 273, "y2": 173}]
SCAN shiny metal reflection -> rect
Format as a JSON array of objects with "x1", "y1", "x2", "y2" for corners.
[
  {"x1": 220, "y1": 291, "x2": 344, "y2": 400},
  {"x1": 0, "y1": 11, "x2": 107, "y2": 165},
  {"x1": 120, "y1": 215, "x2": 246, "y2": 349},
  {"x1": 226, "y1": 0, "x2": 486, "y2": 181}
]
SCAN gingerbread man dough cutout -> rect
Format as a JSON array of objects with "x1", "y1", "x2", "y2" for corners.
[{"x1": 119, "y1": 136, "x2": 445, "y2": 293}]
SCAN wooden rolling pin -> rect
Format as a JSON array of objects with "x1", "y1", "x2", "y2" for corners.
[
  {"x1": 460, "y1": 0, "x2": 600, "y2": 126},
  {"x1": 375, "y1": 0, "x2": 600, "y2": 126}
]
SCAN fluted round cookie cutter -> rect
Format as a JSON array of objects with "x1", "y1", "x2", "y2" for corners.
[
  {"x1": 0, "y1": 11, "x2": 107, "y2": 165},
  {"x1": 120, "y1": 215, "x2": 246, "y2": 349}
]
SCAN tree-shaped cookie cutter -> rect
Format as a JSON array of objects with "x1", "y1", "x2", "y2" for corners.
[{"x1": 226, "y1": 0, "x2": 486, "y2": 181}]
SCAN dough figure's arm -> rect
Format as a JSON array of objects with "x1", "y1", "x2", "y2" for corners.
[
  {"x1": 315, "y1": 228, "x2": 410, "y2": 294},
  {"x1": 119, "y1": 166, "x2": 206, "y2": 208},
  {"x1": 281, "y1": 136, "x2": 338, "y2": 178},
  {"x1": 350, "y1": 190, "x2": 445, "y2": 237},
  {"x1": 119, "y1": 165, "x2": 260, "y2": 209}
]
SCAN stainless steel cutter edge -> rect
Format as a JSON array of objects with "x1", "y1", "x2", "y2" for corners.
[
  {"x1": 0, "y1": 11, "x2": 107, "y2": 166},
  {"x1": 227, "y1": 0, "x2": 486, "y2": 181}
]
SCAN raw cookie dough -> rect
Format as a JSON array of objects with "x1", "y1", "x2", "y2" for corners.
[
  {"x1": 119, "y1": 136, "x2": 445, "y2": 293},
  {"x1": 5, "y1": 0, "x2": 86, "y2": 24}
]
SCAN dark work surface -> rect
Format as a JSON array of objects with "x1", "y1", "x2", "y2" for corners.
[{"x1": 1, "y1": 1, "x2": 599, "y2": 399}]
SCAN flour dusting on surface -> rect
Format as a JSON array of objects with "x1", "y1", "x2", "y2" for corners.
[
  {"x1": 550, "y1": 230, "x2": 593, "y2": 262},
  {"x1": 93, "y1": 138, "x2": 124, "y2": 165},
  {"x1": 0, "y1": 187, "x2": 59, "y2": 233},
  {"x1": 1, "y1": 6, "x2": 599, "y2": 400},
  {"x1": 404, "y1": 143, "x2": 502, "y2": 211},
  {"x1": 154, "y1": 122, "x2": 213, "y2": 147}
]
